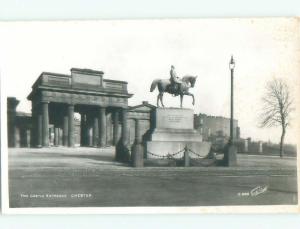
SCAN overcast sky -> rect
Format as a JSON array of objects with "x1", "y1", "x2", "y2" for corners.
[{"x1": 0, "y1": 18, "x2": 299, "y2": 144}]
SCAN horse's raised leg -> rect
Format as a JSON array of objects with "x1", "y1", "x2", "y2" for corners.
[
  {"x1": 157, "y1": 94, "x2": 160, "y2": 107},
  {"x1": 191, "y1": 93, "x2": 195, "y2": 105},
  {"x1": 160, "y1": 93, "x2": 165, "y2": 108},
  {"x1": 185, "y1": 92, "x2": 195, "y2": 105}
]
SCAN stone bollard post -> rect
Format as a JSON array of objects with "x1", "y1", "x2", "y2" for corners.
[{"x1": 184, "y1": 145, "x2": 189, "y2": 167}]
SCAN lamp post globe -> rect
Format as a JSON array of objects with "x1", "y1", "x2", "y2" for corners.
[{"x1": 229, "y1": 55, "x2": 235, "y2": 70}]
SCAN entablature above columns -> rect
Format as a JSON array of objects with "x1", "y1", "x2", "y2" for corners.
[
  {"x1": 31, "y1": 90, "x2": 129, "y2": 108},
  {"x1": 128, "y1": 111, "x2": 150, "y2": 120}
]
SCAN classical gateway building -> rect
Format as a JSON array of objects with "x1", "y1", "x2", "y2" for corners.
[
  {"x1": 27, "y1": 68, "x2": 134, "y2": 148},
  {"x1": 7, "y1": 68, "x2": 155, "y2": 151}
]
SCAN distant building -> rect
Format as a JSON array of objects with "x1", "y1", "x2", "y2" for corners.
[
  {"x1": 194, "y1": 113, "x2": 239, "y2": 138},
  {"x1": 193, "y1": 113, "x2": 240, "y2": 151}
]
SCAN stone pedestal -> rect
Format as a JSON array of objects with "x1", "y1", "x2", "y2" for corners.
[{"x1": 146, "y1": 108, "x2": 211, "y2": 159}]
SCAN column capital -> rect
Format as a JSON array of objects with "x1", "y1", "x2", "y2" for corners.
[
  {"x1": 67, "y1": 104, "x2": 75, "y2": 112},
  {"x1": 40, "y1": 101, "x2": 50, "y2": 104}
]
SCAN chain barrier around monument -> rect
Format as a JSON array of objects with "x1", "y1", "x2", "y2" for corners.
[
  {"x1": 143, "y1": 145, "x2": 217, "y2": 167},
  {"x1": 187, "y1": 148, "x2": 205, "y2": 158},
  {"x1": 146, "y1": 148, "x2": 185, "y2": 159}
]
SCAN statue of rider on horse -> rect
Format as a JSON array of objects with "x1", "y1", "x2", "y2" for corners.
[
  {"x1": 150, "y1": 65, "x2": 197, "y2": 108},
  {"x1": 169, "y1": 65, "x2": 183, "y2": 95}
]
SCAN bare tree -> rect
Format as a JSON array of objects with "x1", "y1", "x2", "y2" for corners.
[{"x1": 259, "y1": 78, "x2": 294, "y2": 157}]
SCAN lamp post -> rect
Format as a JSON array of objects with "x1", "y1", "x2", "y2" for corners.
[
  {"x1": 223, "y1": 55, "x2": 237, "y2": 166},
  {"x1": 229, "y1": 55, "x2": 235, "y2": 145}
]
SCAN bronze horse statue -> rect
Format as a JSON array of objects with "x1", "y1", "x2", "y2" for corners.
[{"x1": 150, "y1": 75, "x2": 197, "y2": 108}]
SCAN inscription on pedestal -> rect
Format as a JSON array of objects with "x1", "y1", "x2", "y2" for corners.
[
  {"x1": 168, "y1": 115, "x2": 183, "y2": 122},
  {"x1": 155, "y1": 108, "x2": 193, "y2": 130}
]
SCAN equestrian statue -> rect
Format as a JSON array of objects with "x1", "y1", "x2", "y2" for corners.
[{"x1": 150, "y1": 65, "x2": 197, "y2": 108}]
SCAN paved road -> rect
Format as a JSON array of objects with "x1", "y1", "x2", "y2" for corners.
[{"x1": 8, "y1": 147, "x2": 298, "y2": 207}]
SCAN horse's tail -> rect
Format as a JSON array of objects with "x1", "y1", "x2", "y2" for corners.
[{"x1": 150, "y1": 79, "x2": 159, "y2": 92}]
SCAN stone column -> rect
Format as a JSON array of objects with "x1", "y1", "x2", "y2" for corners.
[
  {"x1": 113, "y1": 109, "x2": 119, "y2": 146},
  {"x1": 63, "y1": 114, "x2": 68, "y2": 146},
  {"x1": 54, "y1": 127, "x2": 59, "y2": 146},
  {"x1": 92, "y1": 114, "x2": 99, "y2": 147},
  {"x1": 37, "y1": 109, "x2": 43, "y2": 147},
  {"x1": 99, "y1": 107, "x2": 106, "y2": 147},
  {"x1": 15, "y1": 128, "x2": 20, "y2": 148},
  {"x1": 68, "y1": 104, "x2": 75, "y2": 147},
  {"x1": 49, "y1": 126, "x2": 54, "y2": 146},
  {"x1": 116, "y1": 108, "x2": 130, "y2": 162},
  {"x1": 131, "y1": 119, "x2": 144, "y2": 167},
  {"x1": 80, "y1": 113, "x2": 86, "y2": 146},
  {"x1": 7, "y1": 97, "x2": 19, "y2": 147},
  {"x1": 121, "y1": 108, "x2": 128, "y2": 146},
  {"x1": 58, "y1": 128, "x2": 63, "y2": 146},
  {"x1": 26, "y1": 129, "x2": 31, "y2": 148},
  {"x1": 42, "y1": 102, "x2": 49, "y2": 147},
  {"x1": 30, "y1": 108, "x2": 36, "y2": 147},
  {"x1": 10, "y1": 126, "x2": 17, "y2": 147},
  {"x1": 106, "y1": 113, "x2": 112, "y2": 145},
  {"x1": 88, "y1": 127, "x2": 93, "y2": 147},
  {"x1": 85, "y1": 114, "x2": 92, "y2": 147},
  {"x1": 135, "y1": 119, "x2": 141, "y2": 143}
]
